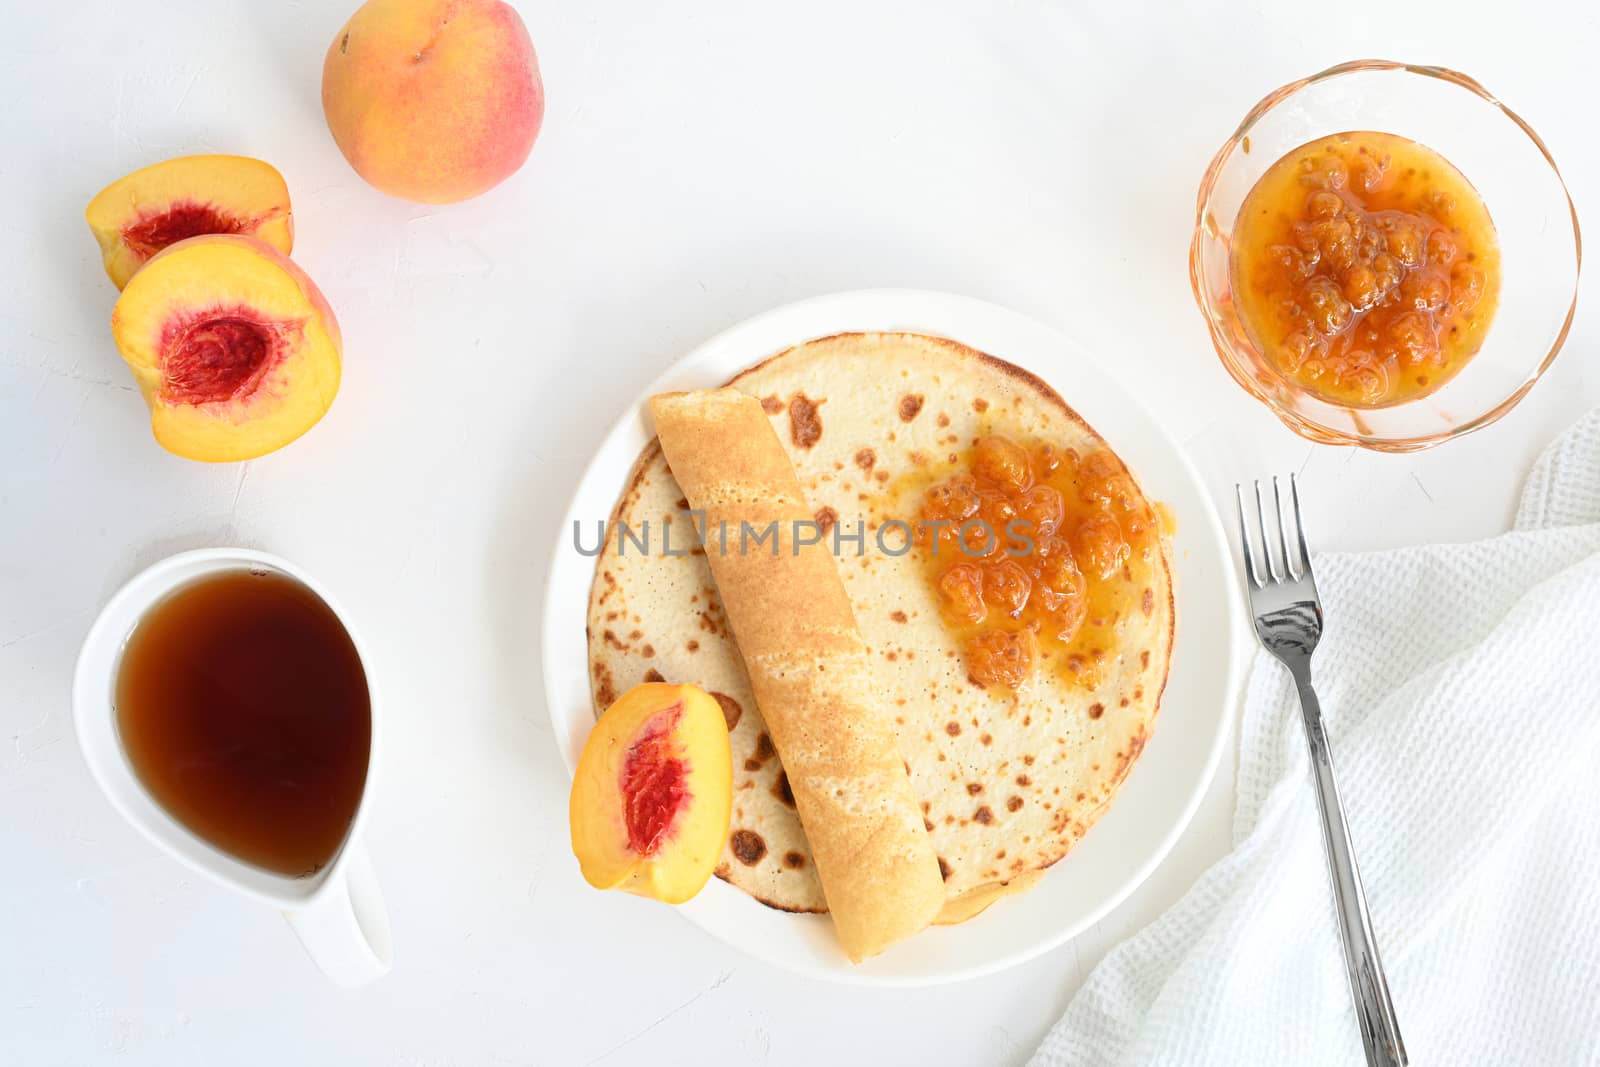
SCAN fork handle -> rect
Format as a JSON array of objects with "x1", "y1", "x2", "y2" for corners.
[{"x1": 1293, "y1": 672, "x2": 1408, "y2": 1067}]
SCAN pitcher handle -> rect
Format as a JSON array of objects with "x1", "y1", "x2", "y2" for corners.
[{"x1": 284, "y1": 842, "x2": 392, "y2": 987}]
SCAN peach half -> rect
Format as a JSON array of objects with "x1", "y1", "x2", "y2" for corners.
[
  {"x1": 322, "y1": 0, "x2": 544, "y2": 204},
  {"x1": 86, "y1": 155, "x2": 294, "y2": 289},
  {"x1": 570, "y1": 683, "x2": 733, "y2": 905},
  {"x1": 110, "y1": 235, "x2": 341, "y2": 462}
]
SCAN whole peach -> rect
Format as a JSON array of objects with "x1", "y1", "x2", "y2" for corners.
[{"x1": 322, "y1": 0, "x2": 544, "y2": 204}]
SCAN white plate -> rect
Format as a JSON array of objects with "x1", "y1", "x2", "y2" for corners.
[{"x1": 541, "y1": 290, "x2": 1247, "y2": 985}]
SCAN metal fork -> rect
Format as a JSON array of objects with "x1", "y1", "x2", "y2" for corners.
[{"x1": 1236, "y1": 475, "x2": 1407, "y2": 1067}]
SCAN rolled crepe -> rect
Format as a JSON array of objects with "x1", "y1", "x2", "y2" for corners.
[{"x1": 649, "y1": 388, "x2": 945, "y2": 961}]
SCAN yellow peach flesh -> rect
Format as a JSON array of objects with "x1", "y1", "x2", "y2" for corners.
[
  {"x1": 85, "y1": 155, "x2": 293, "y2": 289},
  {"x1": 569, "y1": 683, "x2": 733, "y2": 905},
  {"x1": 110, "y1": 235, "x2": 341, "y2": 462}
]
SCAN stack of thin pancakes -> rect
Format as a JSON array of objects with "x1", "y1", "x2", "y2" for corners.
[{"x1": 587, "y1": 332, "x2": 1174, "y2": 934}]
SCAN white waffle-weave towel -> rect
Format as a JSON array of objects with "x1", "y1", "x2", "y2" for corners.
[{"x1": 1032, "y1": 410, "x2": 1600, "y2": 1066}]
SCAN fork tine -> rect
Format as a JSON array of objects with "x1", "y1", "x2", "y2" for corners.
[
  {"x1": 1289, "y1": 472, "x2": 1313, "y2": 577},
  {"x1": 1272, "y1": 476, "x2": 1299, "y2": 580},
  {"x1": 1254, "y1": 480, "x2": 1283, "y2": 582},
  {"x1": 1234, "y1": 484, "x2": 1262, "y2": 589}
]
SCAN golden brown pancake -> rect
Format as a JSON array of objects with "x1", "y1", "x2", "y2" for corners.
[
  {"x1": 649, "y1": 389, "x2": 945, "y2": 960},
  {"x1": 586, "y1": 332, "x2": 1174, "y2": 917}
]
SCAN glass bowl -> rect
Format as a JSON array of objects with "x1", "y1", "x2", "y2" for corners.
[{"x1": 1191, "y1": 60, "x2": 1581, "y2": 451}]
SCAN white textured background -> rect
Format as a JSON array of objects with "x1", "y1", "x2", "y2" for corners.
[{"x1": 3, "y1": 1, "x2": 1595, "y2": 1063}]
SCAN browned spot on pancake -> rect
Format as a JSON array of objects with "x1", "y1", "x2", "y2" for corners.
[
  {"x1": 710, "y1": 691, "x2": 742, "y2": 731},
  {"x1": 788, "y1": 393, "x2": 824, "y2": 448},
  {"x1": 973, "y1": 398, "x2": 989, "y2": 412},
  {"x1": 1120, "y1": 697, "x2": 1130, "y2": 708},
  {"x1": 1088, "y1": 702, "x2": 1105, "y2": 720},
  {"x1": 909, "y1": 450, "x2": 930, "y2": 468},
  {"x1": 1023, "y1": 754, "x2": 1035, "y2": 766},
  {"x1": 687, "y1": 639, "x2": 700, "y2": 653},
  {"x1": 891, "y1": 610, "x2": 908, "y2": 623},
  {"x1": 1112, "y1": 731, "x2": 1149, "y2": 782},
  {"x1": 974, "y1": 805, "x2": 994, "y2": 824},
  {"x1": 730, "y1": 830, "x2": 767, "y2": 866},
  {"x1": 714, "y1": 862, "x2": 730, "y2": 879},
  {"x1": 924, "y1": 818, "x2": 935, "y2": 832},
  {"x1": 1141, "y1": 650, "x2": 1151, "y2": 669},
  {"x1": 602, "y1": 630, "x2": 626, "y2": 651},
  {"x1": 936, "y1": 412, "x2": 950, "y2": 428},
  {"x1": 640, "y1": 643, "x2": 655, "y2": 658},
  {"x1": 1142, "y1": 587, "x2": 1155, "y2": 617},
  {"x1": 1134, "y1": 686, "x2": 1144, "y2": 700},
  {"x1": 763, "y1": 769, "x2": 794, "y2": 808},
  {"x1": 1007, "y1": 796, "x2": 1024, "y2": 812},
  {"x1": 946, "y1": 721, "x2": 961, "y2": 737},
  {"x1": 754, "y1": 732, "x2": 776, "y2": 762},
  {"x1": 898, "y1": 393, "x2": 924, "y2": 421},
  {"x1": 783, "y1": 851, "x2": 805, "y2": 870},
  {"x1": 1076, "y1": 792, "x2": 1086, "y2": 801},
  {"x1": 815, "y1": 506, "x2": 837, "y2": 535},
  {"x1": 979, "y1": 732, "x2": 994, "y2": 747},
  {"x1": 628, "y1": 629, "x2": 643, "y2": 640},
  {"x1": 766, "y1": 897, "x2": 826, "y2": 915},
  {"x1": 1016, "y1": 774, "x2": 1031, "y2": 787},
  {"x1": 674, "y1": 496, "x2": 689, "y2": 511},
  {"x1": 966, "y1": 782, "x2": 984, "y2": 795},
  {"x1": 592, "y1": 662, "x2": 615, "y2": 708},
  {"x1": 937, "y1": 857, "x2": 953, "y2": 881},
  {"x1": 643, "y1": 668, "x2": 665, "y2": 683},
  {"x1": 873, "y1": 469, "x2": 890, "y2": 483},
  {"x1": 854, "y1": 448, "x2": 876, "y2": 472},
  {"x1": 760, "y1": 394, "x2": 784, "y2": 415}
]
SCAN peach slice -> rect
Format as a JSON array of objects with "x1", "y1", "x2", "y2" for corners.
[
  {"x1": 110, "y1": 235, "x2": 341, "y2": 462},
  {"x1": 570, "y1": 683, "x2": 733, "y2": 904},
  {"x1": 86, "y1": 155, "x2": 294, "y2": 289},
  {"x1": 322, "y1": 0, "x2": 544, "y2": 204}
]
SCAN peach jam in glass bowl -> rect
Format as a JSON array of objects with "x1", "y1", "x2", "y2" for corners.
[{"x1": 1191, "y1": 60, "x2": 1579, "y2": 451}]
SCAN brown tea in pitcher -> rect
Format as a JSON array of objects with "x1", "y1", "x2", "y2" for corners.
[{"x1": 115, "y1": 569, "x2": 371, "y2": 877}]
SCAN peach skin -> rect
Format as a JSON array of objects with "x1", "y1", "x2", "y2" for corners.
[
  {"x1": 570, "y1": 683, "x2": 733, "y2": 905},
  {"x1": 322, "y1": 0, "x2": 544, "y2": 204},
  {"x1": 110, "y1": 235, "x2": 341, "y2": 463},
  {"x1": 85, "y1": 155, "x2": 294, "y2": 289}
]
